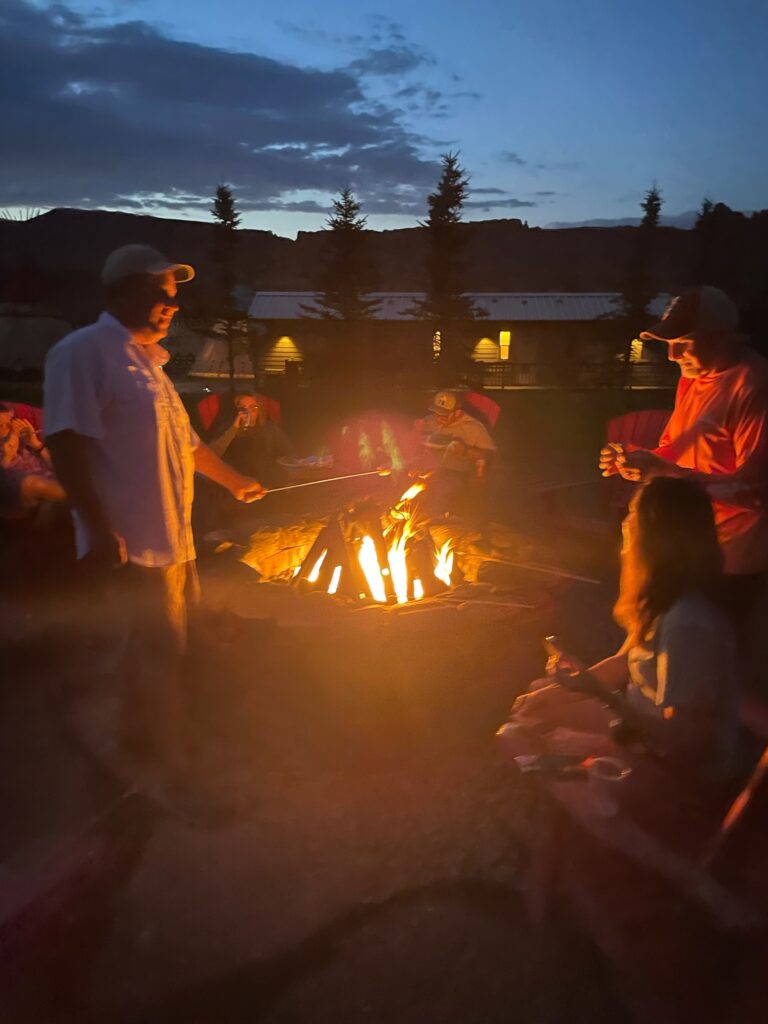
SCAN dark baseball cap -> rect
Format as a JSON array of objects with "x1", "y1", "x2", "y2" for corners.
[{"x1": 640, "y1": 286, "x2": 737, "y2": 342}]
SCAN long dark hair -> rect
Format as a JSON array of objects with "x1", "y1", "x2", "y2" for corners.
[{"x1": 614, "y1": 476, "x2": 723, "y2": 646}]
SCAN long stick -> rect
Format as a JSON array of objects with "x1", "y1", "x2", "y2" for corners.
[
  {"x1": 456, "y1": 552, "x2": 600, "y2": 585},
  {"x1": 266, "y1": 469, "x2": 391, "y2": 495}
]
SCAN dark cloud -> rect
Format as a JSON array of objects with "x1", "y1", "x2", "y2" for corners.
[
  {"x1": 347, "y1": 44, "x2": 434, "y2": 77},
  {"x1": 472, "y1": 187, "x2": 507, "y2": 195},
  {"x1": 1, "y1": 1, "x2": 440, "y2": 216},
  {"x1": 499, "y1": 151, "x2": 526, "y2": 166},
  {"x1": 464, "y1": 198, "x2": 536, "y2": 211},
  {"x1": 534, "y1": 190, "x2": 558, "y2": 196}
]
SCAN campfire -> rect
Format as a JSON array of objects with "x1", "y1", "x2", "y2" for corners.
[{"x1": 292, "y1": 479, "x2": 458, "y2": 605}]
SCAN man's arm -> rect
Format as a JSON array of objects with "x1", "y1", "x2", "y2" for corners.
[
  {"x1": 193, "y1": 443, "x2": 266, "y2": 502},
  {"x1": 208, "y1": 417, "x2": 241, "y2": 458},
  {"x1": 46, "y1": 430, "x2": 126, "y2": 566}
]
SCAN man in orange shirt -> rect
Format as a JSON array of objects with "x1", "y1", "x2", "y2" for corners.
[{"x1": 600, "y1": 286, "x2": 768, "y2": 612}]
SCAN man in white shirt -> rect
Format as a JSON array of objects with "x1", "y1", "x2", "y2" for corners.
[{"x1": 44, "y1": 244, "x2": 265, "y2": 795}]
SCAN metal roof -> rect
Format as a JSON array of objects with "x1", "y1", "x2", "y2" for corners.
[{"x1": 248, "y1": 292, "x2": 671, "y2": 322}]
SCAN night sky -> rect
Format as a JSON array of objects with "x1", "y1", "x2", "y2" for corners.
[{"x1": 3, "y1": 0, "x2": 767, "y2": 236}]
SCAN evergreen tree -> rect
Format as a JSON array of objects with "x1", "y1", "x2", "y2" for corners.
[
  {"x1": 409, "y1": 153, "x2": 483, "y2": 373},
  {"x1": 620, "y1": 183, "x2": 664, "y2": 384},
  {"x1": 210, "y1": 183, "x2": 245, "y2": 383},
  {"x1": 302, "y1": 187, "x2": 380, "y2": 373},
  {"x1": 640, "y1": 182, "x2": 663, "y2": 228}
]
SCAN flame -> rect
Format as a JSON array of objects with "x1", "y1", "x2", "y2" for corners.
[
  {"x1": 327, "y1": 565, "x2": 342, "y2": 595},
  {"x1": 387, "y1": 528, "x2": 411, "y2": 604},
  {"x1": 307, "y1": 549, "x2": 328, "y2": 583},
  {"x1": 399, "y1": 481, "x2": 426, "y2": 503},
  {"x1": 305, "y1": 479, "x2": 453, "y2": 604},
  {"x1": 357, "y1": 536, "x2": 387, "y2": 602},
  {"x1": 434, "y1": 541, "x2": 454, "y2": 587}
]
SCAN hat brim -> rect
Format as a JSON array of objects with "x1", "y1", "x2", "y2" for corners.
[
  {"x1": 143, "y1": 260, "x2": 195, "y2": 283},
  {"x1": 639, "y1": 321, "x2": 684, "y2": 342},
  {"x1": 166, "y1": 263, "x2": 195, "y2": 283}
]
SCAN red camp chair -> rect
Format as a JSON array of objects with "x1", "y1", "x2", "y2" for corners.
[
  {"x1": 2, "y1": 403, "x2": 44, "y2": 433},
  {"x1": 605, "y1": 408, "x2": 671, "y2": 518},
  {"x1": 464, "y1": 392, "x2": 501, "y2": 431}
]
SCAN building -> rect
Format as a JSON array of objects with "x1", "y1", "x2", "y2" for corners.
[{"x1": 188, "y1": 291, "x2": 674, "y2": 388}]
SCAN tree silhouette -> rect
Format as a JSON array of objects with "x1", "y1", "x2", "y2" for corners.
[
  {"x1": 302, "y1": 187, "x2": 380, "y2": 375},
  {"x1": 409, "y1": 153, "x2": 483, "y2": 374},
  {"x1": 620, "y1": 182, "x2": 664, "y2": 384},
  {"x1": 640, "y1": 182, "x2": 663, "y2": 228},
  {"x1": 210, "y1": 183, "x2": 245, "y2": 384}
]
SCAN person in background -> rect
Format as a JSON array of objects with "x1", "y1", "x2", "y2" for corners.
[
  {"x1": 44, "y1": 244, "x2": 265, "y2": 810},
  {"x1": 503, "y1": 477, "x2": 740, "y2": 788},
  {"x1": 0, "y1": 402, "x2": 66, "y2": 512},
  {"x1": 412, "y1": 390, "x2": 496, "y2": 520},
  {"x1": 210, "y1": 390, "x2": 292, "y2": 488}
]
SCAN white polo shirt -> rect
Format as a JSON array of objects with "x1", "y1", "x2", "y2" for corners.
[{"x1": 44, "y1": 312, "x2": 199, "y2": 566}]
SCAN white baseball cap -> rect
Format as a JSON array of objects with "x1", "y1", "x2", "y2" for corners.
[
  {"x1": 101, "y1": 244, "x2": 195, "y2": 285},
  {"x1": 429, "y1": 391, "x2": 459, "y2": 415}
]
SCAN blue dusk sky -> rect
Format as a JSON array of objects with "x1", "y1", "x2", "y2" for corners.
[{"x1": 2, "y1": 0, "x2": 767, "y2": 236}]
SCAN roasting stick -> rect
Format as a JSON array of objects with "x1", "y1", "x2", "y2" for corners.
[
  {"x1": 455, "y1": 552, "x2": 600, "y2": 585},
  {"x1": 264, "y1": 468, "x2": 392, "y2": 496}
]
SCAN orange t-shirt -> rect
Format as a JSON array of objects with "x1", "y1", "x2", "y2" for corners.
[{"x1": 653, "y1": 350, "x2": 768, "y2": 574}]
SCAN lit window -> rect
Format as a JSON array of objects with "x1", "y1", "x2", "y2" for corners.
[
  {"x1": 472, "y1": 337, "x2": 499, "y2": 363},
  {"x1": 432, "y1": 330, "x2": 442, "y2": 360},
  {"x1": 499, "y1": 330, "x2": 511, "y2": 361}
]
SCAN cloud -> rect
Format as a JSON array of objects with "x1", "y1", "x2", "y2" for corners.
[
  {"x1": 347, "y1": 44, "x2": 434, "y2": 77},
  {"x1": 464, "y1": 198, "x2": 536, "y2": 211},
  {"x1": 499, "y1": 151, "x2": 526, "y2": 166},
  {"x1": 534, "y1": 190, "x2": 558, "y2": 196},
  {"x1": 545, "y1": 211, "x2": 699, "y2": 228},
  {"x1": 0, "y1": 1, "x2": 440, "y2": 216},
  {"x1": 472, "y1": 187, "x2": 508, "y2": 195}
]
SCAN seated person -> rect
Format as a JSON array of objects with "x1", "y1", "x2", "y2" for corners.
[
  {"x1": 412, "y1": 390, "x2": 496, "y2": 518},
  {"x1": 0, "y1": 403, "x2": 66, "y2": 514},
  {"x1": 505, "y1": 477, "x2": 740, "y2": 789},
  {"x1": 209, "y1": 391, "x2": 291, "y2": 488}
]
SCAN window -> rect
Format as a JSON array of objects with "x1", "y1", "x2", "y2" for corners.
[{"x1": 499, "y1": 330, "x2": 511, "y2": 361}]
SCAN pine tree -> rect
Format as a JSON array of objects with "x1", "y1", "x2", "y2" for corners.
[
  {"x1": 302, "y1": 187, "x2": 380, "y2": 374},
  {"x1": 408, "y1": 153, "x2": 482, "y2": 373},
  {"x1": 210, "y1": 183, "x2": 245, "y2": 383},
  {"x1": 620, "y1": 183, "x2": 664, "y2": 385},
  {"x1": 640, "y1": 182, "x2": 663, "y2": 228}
]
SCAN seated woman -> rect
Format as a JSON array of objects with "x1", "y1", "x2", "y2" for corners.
[
  {"x1": 0, "y1": 403, "x2": 66, "y2": 514},
  {"x1": 505, "y1": 476, "x2": 740, "y2": 788}
]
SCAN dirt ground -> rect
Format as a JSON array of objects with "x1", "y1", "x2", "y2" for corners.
[{"x1": 0, "y1": 430, "x2": 630, "y2": 1023}]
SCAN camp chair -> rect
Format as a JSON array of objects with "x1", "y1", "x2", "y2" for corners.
[
  {"x1": 2, "y1": 402, "x2": 44, "y2": 433},
  {"x1": 463, "y1": 391, "x2": 501, "y2": 431},
  {"x1": 604, "y1": 408, "x2": 671, "y2": 519}
]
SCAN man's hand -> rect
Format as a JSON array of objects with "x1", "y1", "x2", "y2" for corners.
[
  {"x1": 13, "y1": 418, "x2": 44, "y2": 451},
  {"x1": 446, "y1": 438, "x2": 468, "y2": 455},
  {"x1": 229, "y1": 476, "x2": 266, "y2": 503},
  {"x1": 84, "y1": 529, "x2": 127, "y2": 570},
  {"x1": 599, "y1": 442, "x2": 624, "y2": 477},
  {"x1": 614, "y1": 448, "x2": 668, "y2": 483}
]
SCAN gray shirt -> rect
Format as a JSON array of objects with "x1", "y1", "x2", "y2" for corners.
[{"x1": 627, "y1": 592, "x2": 739, "y2": 780}]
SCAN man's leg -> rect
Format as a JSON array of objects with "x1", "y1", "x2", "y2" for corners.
[{"x1": 119, "y1": 562, "x2": 197, "y2": 779}]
